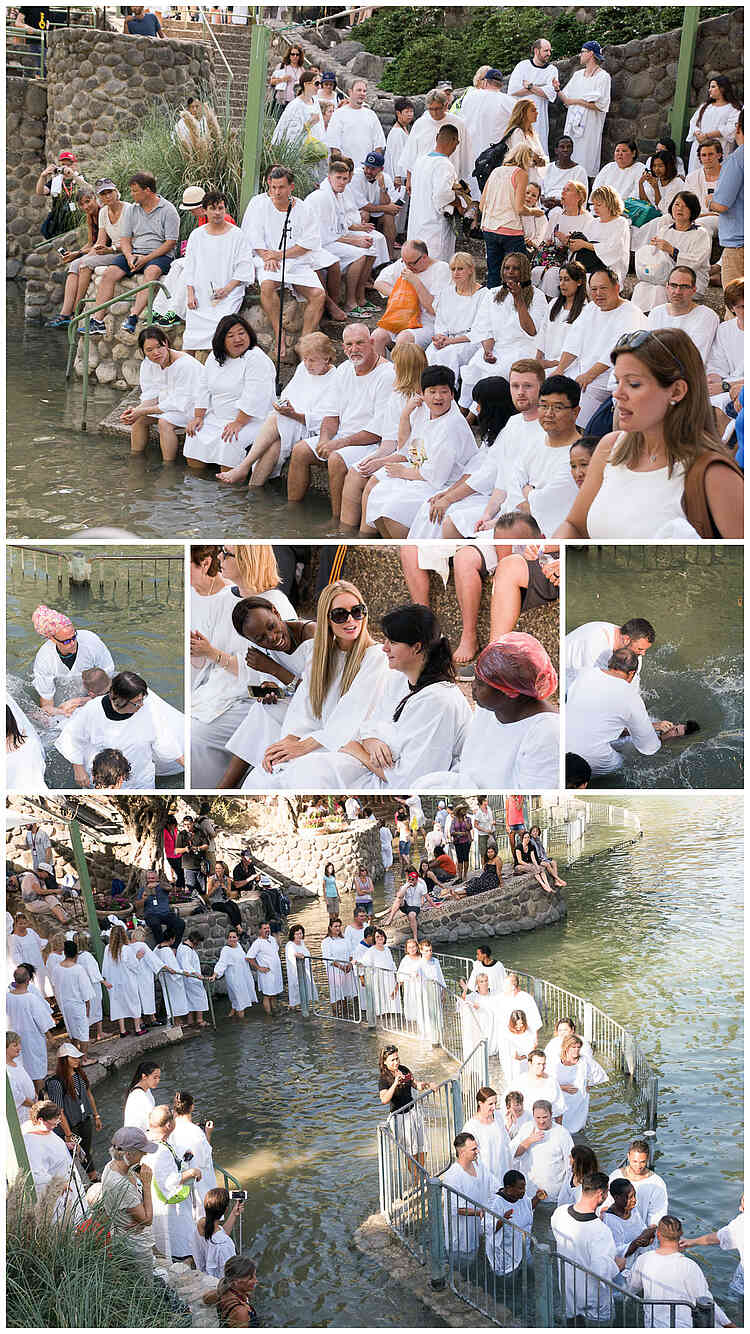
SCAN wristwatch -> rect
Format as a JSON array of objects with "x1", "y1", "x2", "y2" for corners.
[{"x1": 722, "y1": 380, "x2": 731, "y2": 393}]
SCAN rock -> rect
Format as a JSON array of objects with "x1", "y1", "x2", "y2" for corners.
[
  {"x1": 95, "y1": 361, "x2": 118, "y2": 384},
  {"x1": 346, "y1": 51, "x2": 387, "y2": 82},
  {"x1": 330, "y1": 39, "x2": 364, "y2": 64}
]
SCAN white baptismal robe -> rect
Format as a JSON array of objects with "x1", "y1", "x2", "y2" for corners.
[
  {"x1": 366, "y1": 400, "x2": 478, "y2": 528},
  {"x1": 138, "y1": 351, "x2": 206, "y2": 428},
  {"x1": 554, "y1": 1055, "x2": 608, "y2": 1133},
  {"x1": 6, "y1": 988, "x2": 55, "y2": 1080},
  {"x1": 191, "y1": 584, "x2": 297, "y2": 723},
  {"x1": 176, "y1": 943, "x2": 209, "y2": 1012},
  {"x1": 426, "y1": 707, "x2": 560, "y2": 791},
  {"x1": 562, "y1": 66, "x2": 611, "y2": 177},
  {"x1": 6, "y1": 694, "x2": 48, "y2": 792},
  {"x1": 462, "y1": 1115, "x2": 514, "y2": 1182},
  {"x1": 183, "y1": 347, "x2": 276, "y2": 468},
  {"x1": 406, "y1": 152, "x2": 460, "y2": 260},
  {"x1": 213, "y1": 943, "x2": 257, "y2": 1010},
  {"x1": 228, "y1": 638, "x2": 315, "y2": 776},
  {"x1": 551, "y1": 1205, "x2": 620, "y2": 1320},
  {"x1": 247, "y1": 935, "x2": 284, "y2": 995},
  {"x1": 33, "y1": 630, "x2": 115, "y2": 701},
  {"x1": 56, "y1": 695, "x2": 182, "y2": 789},
  {"x1": 401, "y1": 110, "x2": 474, "y2": 185},
  {"x1": 565, "y1": 620, "x2": 644, "y2": 695},
  {"x1": 53, "y1": 961, "x2": 94, "y2": 1043},
  {"x1": 241, "y1": 192, "x2": 322, "y2": 289},
  {"x1": 460, "y1": 86, "x2": 514, "y2": 196},
  {"x1": 182, "y1": 225, "x2": 255, "y2": 350},
  {"x1": 271, "y1": 363, "x2": 338, "y2": 471},
  {"x1": 628, "y1": 1250, "x2": 731, "y2": 1327},
  {"x1": 459, "y1": 289, "x2": 549, "y2": 406},
  {"x1": 566, "y1": 667, "x2": 660, "y2": 774}
]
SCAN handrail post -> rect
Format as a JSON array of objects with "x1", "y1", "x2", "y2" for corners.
[
  {"x1": 647, "y1": 1076, "x2": 659, "y2": 1133},
  {"x1": 692, "y1": 1296, "x2": 714, "y2": 1327},
  {"x1": 427, "y1": 1177, "x2": 447, "y2": 1289},
  {"x1": 480, "y1": 1038, "x2": 489, "y2": 1086},
  {"x1": 583, "y1": 1000, "x2": 593, "y2": 1047},
  {"x1": 364, "y1": 968, "x2": 376, "y2": 1030},
  {"x1": 535, "y1": 1241, "x2": 554, "y2": 1327},
  {"x1": 450, "y1": 1077, "x2": 463, "y2": 1140},
  {"x1": 81, "y1": 316, "x2": 91, "y2": 431},
  {"x1": 297, "y1": 956, "x2": 310, "y2": 1018}
]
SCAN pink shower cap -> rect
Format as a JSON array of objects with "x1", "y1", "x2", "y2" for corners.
[
  {"x1": 475, "y1": 633, "x2": 558, "y2": 700},
  {"x1": 32, "y1": 605, "x2": 75, "y2": 639}
]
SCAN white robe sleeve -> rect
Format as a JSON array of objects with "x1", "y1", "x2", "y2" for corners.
[
  {"x1": 514, "y1": 714, "x2": 561, "y2": 788},
  {"x1": 55, "y1": 707, "x2": 91, "y2": 766},
  {"x1": 237, "y1": 350, "x2": 275, "y2": 421},
  {"x1": 213, "y1": 947, "x2": 230, "y2": 979},
  {"x1": 363, "y1": 686, "x2": 472, "y2": 781},
  {"x1": 32, "y1": 644, "x2": 57, "y2": 701},
  {"x1": 625, "y1": 693, "x2": 662, "y2": 757}
]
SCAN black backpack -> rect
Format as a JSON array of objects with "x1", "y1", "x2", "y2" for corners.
[{"x1": 472, "y1": 135, "x2": 510, "y2": 193}]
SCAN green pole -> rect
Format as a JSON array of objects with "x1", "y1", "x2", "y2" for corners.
[
  {"x1": 68, "y1": 819, "x2": 104, "y2": 964},
  {"x1": 669, "y1": 6, "x2": 700, "y2": 152},
  {"x1": 6, "y1": 1075, "x2": 35, "y2": 1199},
  {"x1": 240, "y1": 18, "x2": 271, "y2": 217}
]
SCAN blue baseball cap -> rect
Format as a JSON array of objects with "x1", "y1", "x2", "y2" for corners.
[
  {"x1": 364, "y1": 151, "x2": 385, "y2": 167},
  {"x1": 485, "y1": 68, "x2": 503, "y2": 83},
  {"x1": 581, "y1": 40, "x2": 603, "y2": 59},
  {"x1": 321, "y1": 71, "x2": 337, "y2": 84}
]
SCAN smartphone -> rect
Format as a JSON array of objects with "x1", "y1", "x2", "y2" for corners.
[
  {"x1": 250, "y1": 684, "x2": 279, "y2": 699},
  {"x1": 57, "y1": 246, "x2": 67, "y2": 255},
  {"x1": 230, "y1": 1189, "x2": 248, "y2": 1202}
]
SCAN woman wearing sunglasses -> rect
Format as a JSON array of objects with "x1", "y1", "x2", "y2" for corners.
[
  {"x1": 240, "y1": 580, "x2": 390, "y2": 788},
  {"x1": 272, "y1": 70, "x2": 326, "y2": 157},
  {"x1": 269, "y1": 43, "x2": 305, "y2": 114},
  {"x1": 31, "y1": 605, "x2": 115, "y2": 720},
  {"x1": 554, "y1": 327, "x2": 743, "y2": 539}
]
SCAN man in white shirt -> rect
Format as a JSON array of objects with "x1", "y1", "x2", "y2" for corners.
[
  {"x1": 384, "y1": 97, "x2": 415, "y2": 190},
  {"x1": 287, "y1": 323, "x2": 395, "y2": 516},
  {"x1": 514, "y1": 1099, "x2": 574, "y2": 1198},
  {"x1": 458, "y1": 69, "x2": 514, "y2": 201},
  {"x1": 565, "y1": 617, "x2": 655, "y2": 695},
  {"x1": 344, "y1": 796, "x2": 362, "y2": 821},
  {"x1": 645, "y1": 265, "x2": 719, "y2": 362},
  {"x1": 407, "y1": 125, "x2": 466, "y2": 262},
  {"x1": 306, "y1": 158, "x2": 380, "y2": 317},
  {"x1": 554, "y1": 267, "x2": 647, "y2": 426},
  {"x1": 326, "y1": 78, "x2": 385, "y2": 164},
  {"x1": 472, "y1": 798, "x2": 496, "y2": 861},
  {"x1": 241, "y1": 166, "x2": 325, "y2": 352},
  {"x1": 442, "y1": 1132, "x2": 500, "y2": 1270},
  {"x1": 465, "y1": 945, "x2": 506, "y2": 994},
  {"x1": 508, "y1": 39, "x2": 560, "y2": 157},
  {"x1": 499, "y1": 972, "x2": 543, "y2": 1036},
  {"x1": 566, "y1": 649, "x2": 663, "y2": 776},
  {"x1": 552, "y1": 1171, "x2": 625, "y2": 1322},
  {"x1": 628, "y1": 1215, "x2": 732, "y2": 1328},
  {"x1": 608, "y1": 1140, "x2": 670, "y2": 1226},
  {"x1": 348, "y1": 152, "x2": 401, "y2": 260},
  {"x1": 512, "y1": 1049, "x2": 565, "y2": 1121},
  {"x1": 680, "y1": 1194, "x2": 744, "y2": 1303},
  {"x1": 371, "y1": 240, "x2": 452, "y2": 356}
]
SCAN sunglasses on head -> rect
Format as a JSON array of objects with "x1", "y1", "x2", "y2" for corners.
[
  {"x1": 329, "y1": 603, "x2": 367, "y2": 624},
  {"x1": 220, "y1": 546, "x2": 236, "y2": 558},
  {"x1": 614, "y1": 330, "x2": 688, "y2": 380}
]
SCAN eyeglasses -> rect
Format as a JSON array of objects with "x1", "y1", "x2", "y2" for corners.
[
  {"x1": 329, "y1": 603, "x2": 367, "y2": 624},
  {"x1": 313, "y1": 79, "x2": 322, "y2": 86},
  {"x1": 220, "y1": 546, "x2": 236, "y2": 558},
  {"x1": 55, "y1": 633, "x2": 77, "y2": 645},
  {"x1": 614, "y1": 329, "x2": 688, "y2": 380},
  {"x1": 539, "y1": 401, "x2": 575, "y2": 414}
]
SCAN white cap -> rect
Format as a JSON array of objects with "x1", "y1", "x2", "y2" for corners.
[
  {"x1": 37, "y1": 862, "x2": 53, "y2": 873},
  {"x1": 57, "y1": 1042, "x2": 83, "y2": 1059}
]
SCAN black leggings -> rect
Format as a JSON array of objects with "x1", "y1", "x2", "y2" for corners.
[
  {"x1": 166, "y1": 856, "x2": 185, "y2": 889},
  {"x1": 211, "y1": 900, "x2": 242, "y2": 929},
  {"x1": 55, "y1": 1116, "x2": 95, "y2": 1174}
]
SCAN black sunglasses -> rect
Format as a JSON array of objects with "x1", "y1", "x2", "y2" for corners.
[
  {"x1": 614, "y1": 330, "x2": 687, "y2": 380},
  {"x1": 220, "y1": 546, "x2": 236, "y2": 558},
  {"x1": 329, "y1": 603, "x2": 367, "y2": 624}
]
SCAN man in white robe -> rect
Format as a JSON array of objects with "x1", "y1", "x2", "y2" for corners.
[
  {"x1": 33, "y1": 626, "x2": 115, "y2": 717},
  {"x1": 406, "y1": 125, "x2": 465, "y2": 262},
  {"x1": 466, "y1": 946, "x2": 506, "y2": 994},
  {"x1": 304, "y1": 160, "x2": 373, "y2": 317},
  {"x1": 565, "y1": 618, "x2": 655, "y2": 696},
  {"x1": 553, "y1": 268, "x2": 646, "y2": 427},
  {"x1": 442, "y1": 1132, "x2": 501, "y2": 1270},
  {"x1": 145, "y1": 1105, "x2": 203, "y2": 1261},
  {"x1": 326, "y1": 78, "x2": 385, "y2": 164},
  {"x1": 246, "y1": 922, "x2": 284, "y2": 1015},
  {"x1": 459, "y1": 71, "x2": 514, "y2": 200},
  {"x1": 501, "y1": 374, "x2": 582, "y2": 524},
  {"x1": 566, "y1": 651, "x2": 662, "y2": 776},
  {"x1": 629, "y1": 1215, "x2": 732, "y2": 1327},
  {"x1": 241, "y1": 167, "x2": 326, "y2": 351},
  {"x1": 371, "y1": 240, "x2": 452, "y2": 355},
  {"x1": 401, "y1": 89, "x2": 474, "y2": 191},
  {"x1": 182, "y1": 191, "x2": 255, "y2": 351},
  {"x1": 560, "y1": 42, "x2": 611, "y2": 178},
  {"x1": 512, "y1": 1050, "x2": 566, "y2": 1120},
  {"x1": 514, "y1": 1099, "x2": 574, "y2": 1198},
  {"x1": 552, "y1": 1172, "x2": 625, "y2": 1322},
  {"x1": 6, "y1": 965, "x2": 55, "y2": 1089},
  {"x1": 55, "y1": 672, "x2": 184, "y2": 790},
  {"x1": 508, "y1": 40, "x2": 559, "y2": 157},
  {"x1": 607, "y1": 1141, "x2": 670, "y2": 1225},
  {"x1": 642, "y1": 265, "x2": 719, "y2": 359}
]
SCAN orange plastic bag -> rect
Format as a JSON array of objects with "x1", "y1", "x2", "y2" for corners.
[{"x1": 377, "y1": 276, "x2": 422, "y2": 333}]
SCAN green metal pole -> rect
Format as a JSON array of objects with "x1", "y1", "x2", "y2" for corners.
[
  {"x1": 670, "y1": 6, "x2": 700, "y2": 152},
  {"x1": 68, "y1": 819, "x2": 104, "y2": 965},
  {"x1": 6, "y1": 1076, "x2": 35, "y2": 1199},
  {"x1": 81, "y1": 316, "x2": 91, "y2": 431},
  {"x1": 240, "y1": 19, "x2": 271, "y2": 217}
]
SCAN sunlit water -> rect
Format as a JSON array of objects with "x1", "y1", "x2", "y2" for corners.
[
  {"x1": 566, "y1": 549, "x2": 744, "y2": 788},
  {"x1": 6, "y1": 289, "x2": 336, "y2": 540},
  {"x1": 94, "y1": 795, "x2": 743, "y2": 1324},
  {"x1": 7, "y1": 549, "x2": 184, "y2": 788}
]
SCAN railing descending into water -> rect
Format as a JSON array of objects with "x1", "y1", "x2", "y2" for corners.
[{"x1": 7, "y1": 545, "x2": 183, "y2": 593}]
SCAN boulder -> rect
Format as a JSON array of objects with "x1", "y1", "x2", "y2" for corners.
[
  {"x1": 330, "y1": 39, "x2": 364, "y2": 65},
  {"x1": 346, "y1": 51, "x2": 387, "y2": 82}
]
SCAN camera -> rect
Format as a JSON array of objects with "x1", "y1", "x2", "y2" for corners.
[
  {"x1": 230, "y1": 1190, "x2": 248, "y2": 1202},
  {"x1": 182, "y1": 1150, "x2": 194, "y2": 1163}
]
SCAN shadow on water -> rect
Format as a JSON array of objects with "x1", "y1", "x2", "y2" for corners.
[
  {"x1": 566, "y1": 549, "x2": 744, "y2": 788},
  {"x1": 94, "y1": 795, "x2": 743, "y2": 1325},
  {"x1": 6, "y1": 288, "x2": 336, "y2": 540}
]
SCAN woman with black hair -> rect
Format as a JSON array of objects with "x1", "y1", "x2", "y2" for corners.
[
  {"x1": 632, "y1": 191, "x2": 712, "y2": 311},
  {"x1": 119, "y1": 324, "x2": 206, "y2": 461},
  {"x1": 55, "y1": 671, "x2": 184, "y2": 789},
  {"x1": 191, "y1": 1186, "x2": 241, "y2": 1276},
  {"x1": 631, "y1": 150, "x2": 685, "y2": 248},
  {"x1": 183, "y1": 314, "x2": 276, "y2": 469},
  {"x1": 686, "y1": 75, "x2": 742, "y2": 172},
  {"x1": 458, "y1": 251, "x2": 549, "y2": 409},
  {"x1": 537, "y1": 260, "x2": 588, "y2": 364},
  {"x1": 6, "y1": 698, "x2": 47, "y2": 792}
]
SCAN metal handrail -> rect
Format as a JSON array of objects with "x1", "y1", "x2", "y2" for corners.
[
  {"x1": 64, "y1": 279, "x2": 168, "y2": 430},
  {"x1": 6, "y1": 26, "x2": 46, "y2": 79},
  {"x1": 200, "y1": 10, "x2": 233, "y2": 124}
]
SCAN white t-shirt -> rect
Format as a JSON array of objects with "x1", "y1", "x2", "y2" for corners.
[
  {"x1": 566, "y1": 667, "x2": 660, "y2": 775},
  {"x1": 347, "y1": 166, "x2": 396, "y2": 218},
  {"x1": 377, "y1": 257, "x2": 452, "y2": 335},
  {"x1": 628, "y1": 1250, "x2": 731, "y2": 1327},
  {"x1": 645, "y1": 303, "x2": 719, "y2": 365},
  {"x1": 318, "y1": 357, "x2": 396, "y2": 438},
  {"x1": 561, "y1": 299, "x2": 647, "y2": 387},
  {"x1": 98, "y1": 201, "x2": 132, "y2": 248},
  {"x1": 326, "y1": 104, "x2": 385, "y2": 163}
]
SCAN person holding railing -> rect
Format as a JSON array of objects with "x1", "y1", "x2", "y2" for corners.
[
  {"x1": 442, "y1": 1131, "x2": 501, "y2": 1276},
  {"x1": 551, "y1": 1170, "x2": 625, "y2": 1323},
  {"x1": 170, "y1": 1090, "x2": 217, "y2": 1203},
  {"x1": 321, "y1": 917, "x2": 357, "y2": 1015},
  {"x1": 285, "y1": 924, "x2": 317, "y2": 1010},
  {"x1": 378, "y1": 1044, "x2": 434, "y2": 1164},
  {"x1": 627, "y1": 1215, "x2": 734, "y2": 1328},
  {"x1": 176, "y1": 931, "x2": 210, "y2": 1028}
]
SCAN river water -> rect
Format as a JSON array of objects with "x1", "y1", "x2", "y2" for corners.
[
  {"x1": 94, "y1": 795, "x2": 743, "y2": 1325},
  {"x1": 6, "y1": 290, "x2": 335, "y2": 540},
  {"x1": 566, "y1": 548, "x2": 744, "y2": 789},
  {"x1": 7, "y1": 547, "x2": 185, "y2": 788}
]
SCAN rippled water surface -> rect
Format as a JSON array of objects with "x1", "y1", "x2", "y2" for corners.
[{"x1": 94, "y1": 796, "x2": 743, "y2": 1325}]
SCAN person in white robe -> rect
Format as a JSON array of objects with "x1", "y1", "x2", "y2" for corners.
[
  {"x1": 131, "y1": 932, "x2": 163, "y2": 1023},
  {"x1": 466, "y1": 952, "x2": 507, "y2": 995},
  {"x1": 169, "y1": 1097, "x2": 217, "y2": 1203},
  {"x1": 154, "y1": 941, "x2": 189, "y2": 1022},
  {"x1": 321, "y1": 921, "x2": 358, "y2": 1009},
  {"x1": 7, "y1": 1034, "x2": 37, "y2": 1123},
  {"x1": 516, "y1": 1101, "x2": 574, "y2": 1199},
  {"x1": 32, "y1": 623, "x2": 114, "y2": 714},
  {"x1": 272, "y1": 80, "x2": 325, "y2": 151},
  {"x1": 347, "y1": 159, "x2": 400, "y2": 263},
  {"x1": 73, "y1": 943, "x2": 107, "y2": 1041},
  {"x1": 591, "y1": 143, "x2": 646, "y2": 202},
  {"x1": 8, "y1": 918, "x2": 49, "y2": 995},
  {"x1": 396, "y1": 940, "x2": 424, "y2": 1029},
  {"x1": 424, "y1": 255, "x2": 486, "y2": 382},
  {"x1": 684, "y1": 141, "x2": 723, "y2": 238},
  {"x1": 484, "y1": 1177, "x2": 538, "y2": 1278},
  {"x1": 686, "y1": 86, "x2": 741, "y2": 172},
  {"x1": 462, "y1": 1089, "x2": 514, "y2": 1182},
  {"x1": 707, "y1": 297, "x2": 743, "y2": 414},
  {"x1": 565, "y1": 618, "x2": 651, "y2": 696},
  {"x1": 246, "y1": 924, "x2": 284, "y2": 1013},
  {"x1": 566, "y1": 662, "x2": 661, "y2": 776},
  {"x1": 607, "y1": 1145, "x2": 669, "y2": 1226},
  {"x1": 181, "y1": 204, "x2": 255, "y2": 351},
  {"x1": 72, "y1": 667, "x2": 185, "y2": 780},
  {"x1": 304, "y1": 164, "x2": 382, "y2": 315},
  {"x1": 144, "y1": 1106, "x2": 202, "y2": 1261},
  {"x1": 644, "y1": 292, "x2": 719, "y2": 364},
  {"x1": 102, "y1": 930, "x2": 142, "y2": 1034},
  {"x1": 241, "y1": 173, "x2": 325, "y2": 352},
  {"x1": 552, "y1": 1175, "x2": 624, "y2": 1322},
  {"x1": 325, "y1": 79, "x2": 385, "y2": 165},
  {"x1": 363, "y1": 380, "x2": 478, "y2": 536},
  {"x1": 541, "y1": 135, "x2": 589, "y2": 208},
  {"x1": 601, "y1": 1178, "x2": 655, "y2": 1273},
  {"x1": 629, "y1": 161, "x2": 686, "y2": 252},
  {"x1": 418, "y1": 942, "x2": 446, "y2": 1043},
  {"x1": 401, "y1": 91, "x2": 474, "y2": 190},
  {"x1": 368, "y1": 934, "x2": 401, "y2": 1018},
  {"x1": 632, "y1": 210, "x2": 712, "y2": 310},
  {"x1": 459, "y1": 976, "x2": 504, "y2": 1056},
  {"x1": 6, "y1": 974, "x2": 55, "y2": 1086},
  {"x1": 457, "y1": 274, "x2": 548, "y2": 410},
  {"x1": 55, "y1": 674, "x2": 183, "y2": 790},
  {"x1": 124, "y1": 1077, "x2": 159, "y2": 1133},
  {"x1": 406, "y1": 127, "x2": 465, "y2": 263},
  {"x1": 553, "y1": 276, "x2": 647, "y2": 427},
  {"x1": 121, "y1": 332, "x2": 206, "y2": 458},
  {"x1": 285, "y1": 925, "x2": 317, "y2": 1009},
  {"x1": 512, "y1": 1058, "x2": 566, "y2": 1121},
  {"x1": 372, "y1": 247, "x2": 453, "y2": 356},
  {"x1": 628, "y1": 1216, "x2": 732, "y2": 1328},
  {"x1": 560, "y1": 43, "x2": 611, "y2": 178},
  {"x1": 442, "y1": 1137, "x2": 500, "y2": 1265},
  {"x1": 176, "y1": 937, "x2": 209, "y2": 1024},
  {"x1": 460, "y1": 75, "x2": 514, "y2": 198},
  {"x1": 508, "y1": 46, "x2": 559, "y2": 156},
  {"x1": 183, "y1": 328, "x2": 276, "y2": 469},
  {"x1": 498, "y1": 1013, "x2": 538, "y2": 1087},
  {"x1": 384, "y1": 99, "x2": 414, "y2": 187},
  {"x1": 209, "y1": 933, "x2": 257, "y2": 1017},
  {"x1": 554, "y1": 1038, "x2": 608, "y2": 1133},
  {"x1": 7, "y1": 695, "x2": 48, "y2": 792},
  {"x1": 22, "y1": 1108, "x2": 87, "y2": 1221},
  {"x1": 53, "y1": 950, "x2": 95, "y2": 1046}
]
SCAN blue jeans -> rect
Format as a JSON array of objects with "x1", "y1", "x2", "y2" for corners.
[{"x1": 482, "y1": 230, "x2": 526, "y2": 289}]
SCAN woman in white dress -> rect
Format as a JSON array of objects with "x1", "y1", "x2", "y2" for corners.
[
  {"x1": 418, "y1": 940, "x2": 446, "y2": 1043},
  {"x1": 154, "y1": 937, "x2": 189, "y2": 1024},
  {"x1": 102, "y1": 925, "x2": 143, "y2": 1037},
  {"x1": 182, "y1": 193, "x2": 255, "y2": 352},
  {"x1": 183, "y1": 314, "x2": 275, "y2": 469},
  {"x1": 7, "y1": 1031, "x2": 36, "y2": 1123},
  {"x1": 560, "y1": 42, "x2": 611, "y2": 179},
  {"x1": 8, "y1": 912, "x2": 49, "y2": 993},
  {"x1": 272, "y1": 70, "x2": 326, "y2": 155},
  {"x1": 30, "y1": 606, "x2": 114, "y2": 717},
  {"x1": 321, "y1": 917, "x2": 358, "y2": 1013},
  {"x1": 240, "y1": 580, "x2": 391, "y2": 790},
  {"x1": 554, "y1": 1034, "x2": 608, "y2": 1134},
  {"x1": 53, "y1": 941, "x2": 95, "y2": 1060},
  {"x1": 22, "y1": 1100, "x2": 86, "y2": 1221},
  {"x1": 170, "y1": 1090, "x2": 217, "y2": 1202},
  {"x1": 532, "y1": 184, "x2": 592, "y2": 299},
  {"x1": 6, "y1": 698, "x2": 47, "y2": 792},
  {"x1": 499, "y1": 1009, "x2": 538, "y2": 1086},
  {"x1": 567, "y1": 185, "x2": 630, "y2": 286},
  {"x1": 536, "y1": 260, "x2": 588, "y2": 367},
  {"x1": 73, "y1": 932, "x2": 110, "y2": 1044},
  {"x1": 686, "y1": 75, "x2": 742, "y2": 172},
  {"x1": 209, "y1": 929, "x2": 257, "y2": 1019},
  {"x1": 590, "y1": 138, "x2": 645, "y2": 204},
  {"x1": 396, "y1": 938, "x2": 424, "y2": 1031},
  {"x1": 123, "y1": 1061, "x2": 161, "y2": 1132},
  {"x1": 422, "y1": 251, "x2": 486, "y2": 381},
  {"x1": 462, "y1": 1086, "x2": 514, "y2": 1181},
  {"x1": 458, "y1": 253, "x2": 549, "y2": 409},
  {"x1": 130, "y1": 927, "x2": 163, "y2": 1025},
  {"x1": 632, "y1": 191, "x2": 712, "y2": 312},
  {"x1": 285, "y1": 924, "x2": 318, "y2": 1009},
  {"x1": 176, "y1": 932, "x2": 210, "y2": 1027},
  {"x1": 362, "y1": 365, "x2": 478, "y2": 536},
  {"x1": 217, "y1": 332, "x2": 337, "y2": 487},
  {"x1": 119, "y1": 324, "x2": 206, "y2": 461},
  {"x1": 630, "y1": 150, "x2": 685, "y2": 250},
  {"x1": 6, "y1": 977, "x2": 55, "y2": 1090},
  {"x1": 555, "y1": 328, "x2": 743, "y2": 540},
  {"x1": 368, "y1": 928, "x2": 401, "y2": 1019}
]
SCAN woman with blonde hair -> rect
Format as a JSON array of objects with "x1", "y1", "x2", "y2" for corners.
[
  {"x1": 241, "y1": 580, "x2": 390, "y2": 788},
  {"x1": 532, "y1": 182, "x2": 591, "y2": 298},
  {"x1": 421, "y1": 251, "x2": 486, "y2": 383},
  {"x1": 218, "y1": 332, "x2": 337, "y2": 487},
  {"x1": 555, "y1": 328, "x2": 743, "y2": 539},
  {"x1": 191, "y1": 544, "x2": 297, "y2": 787},
  {"x1": 339, "y1": 341, "x2": 428, "y2": 530},
  {"x1": 102, "y1": 925, "x2": 143, "y2": 1037},
  {"x1": 567, "y1": 184, "x2": 631, "y2": 284},
  {"x1": 479, "y1": 144, "x2": 547, "y2": 289}
]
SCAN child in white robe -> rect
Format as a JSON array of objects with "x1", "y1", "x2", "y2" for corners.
[{"x1": 210, "y1": 935, "x2": 257, "y2": 1017}]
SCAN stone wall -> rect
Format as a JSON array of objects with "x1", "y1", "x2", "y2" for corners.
[
  {"x1": 6, "y1": 77, "x2": 49, "y2": 272},
  {"x1": 249, "y1": 820, "x2": 383, "y2": 893},
  {"x1": 388, "y1": 870, "x2": 566, "y2": 947}
]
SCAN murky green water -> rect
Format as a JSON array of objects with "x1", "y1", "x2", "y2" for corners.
[
  {"x1": 566, "y1": 548, "x2": 744, "y2": 788},
  {"x1": 94, "y1": 795, "x2": 743, "y2": 1325},
  {"x1": 7, "y1": 547, "x2": 184, "y2": 788},
  {"x1": 6, "y1": 290, "x2": 335, "y2": 540}
]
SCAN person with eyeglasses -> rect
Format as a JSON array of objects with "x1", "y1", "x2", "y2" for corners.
[
  {"x1": 269, "y1": 43, "x2": 304, "y2": 114},
  {"x1": 555, "y1": 325, "x2": 743, "y2": 539},
  {"x1": 553, "y1": 266, "x2": 647, "y2": 428},
  {"x1": 31, "y1": 604, "x2": 115, "y2": 719},
  {"x1": 272, "y1": 70, "x2": 326, "y2": 156},
  {"x1": 56, "y1": 671, "x2": 184, "y2": 790},
  {"x1": 642, "y1": 265, "x2": 719, "y2": 363},
  {"x1": 239, "y1": 580, "x2": 390, "y2": 789}
]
